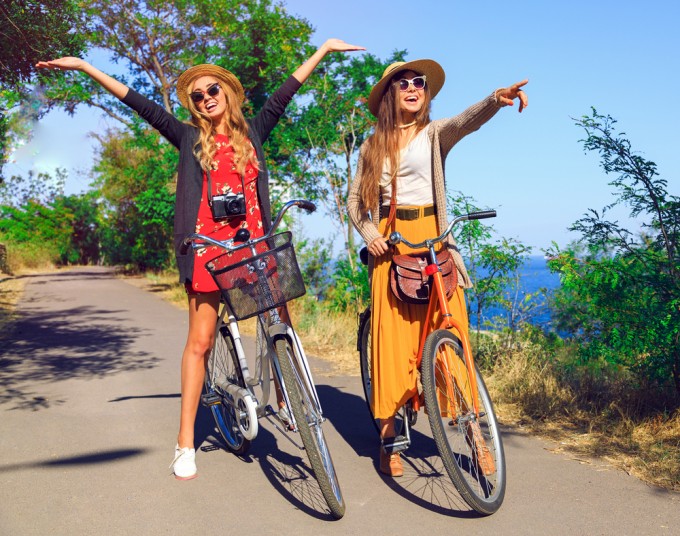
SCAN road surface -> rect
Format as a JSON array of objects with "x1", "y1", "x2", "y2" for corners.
[{"x1": 0, "y1": 267, "x2": 677, "y2": 535}]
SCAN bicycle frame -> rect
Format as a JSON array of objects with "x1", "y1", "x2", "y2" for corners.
[
  {"x1": 185, "y1": 200, "x2": 324, "y2": 436},
  {"x1": 389, "y1": 210, "x2": 496, "y2": 418}
]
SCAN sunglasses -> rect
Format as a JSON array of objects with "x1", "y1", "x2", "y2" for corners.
[
  {"x1": 190, "y1": 83, "x2": 221, "y2": 104},
  {"x1": 395, "y1": 75, "x2": 427, "y2": 91}
]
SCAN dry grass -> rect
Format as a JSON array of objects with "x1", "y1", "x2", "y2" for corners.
[
  {"x1": 486, "y1": 340, "x2": 680, "y2": 492},
  {"x1": 0, "y1": 274, "x2": 26, "y2": 340}
]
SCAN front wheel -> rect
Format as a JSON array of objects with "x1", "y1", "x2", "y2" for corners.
[
  {"x1": 421, "y1": 329, "x2": 506, "y2": 515},
  {"x1": 275, "y1": 337, "x2": 345, "y2": 519}
]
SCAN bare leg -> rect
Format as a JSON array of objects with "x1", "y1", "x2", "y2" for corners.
[
  {"x1": 380, "y1": 416, "x2": 396, "y2": 439},
  {"x1": 177, "y1": 291, "x2": 221, "y2": 449}
]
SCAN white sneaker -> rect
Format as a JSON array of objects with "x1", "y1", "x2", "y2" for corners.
[{"x1": 170, "y1": 444, "x2": 197, "y2": 480}]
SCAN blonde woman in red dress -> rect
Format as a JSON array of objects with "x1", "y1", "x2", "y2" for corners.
[{"x1": 38, "y1": 38, "x2": 364, "y2": 480}]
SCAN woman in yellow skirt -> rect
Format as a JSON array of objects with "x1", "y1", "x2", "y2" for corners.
[{"x1": 348, "y1": 59, "x2": 528, "y2": 477}]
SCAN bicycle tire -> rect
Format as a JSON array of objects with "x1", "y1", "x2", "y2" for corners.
[
  {"x1": 358, "y1": 306, "x2": 416, "y2": 438},
  {"x1": 358, "y1": 307, "x2": 381, "y2": 434},
  {"x1": 421, "y1": 329, "x2": 506, "y2": 515},
  {"x1": 205, "y1": 324, "x2": 251, "y2": 455},
  {"x1": 275, "y1": 337, "x2": 346, "y2": 519}
]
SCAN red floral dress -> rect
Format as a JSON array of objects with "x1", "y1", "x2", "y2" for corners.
[{"x1": 190, "y1": 133, "x2": 263, "y2": 293}]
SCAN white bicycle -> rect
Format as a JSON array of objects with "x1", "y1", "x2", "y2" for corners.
[{"x1": 182, "y1": 199, "x2": 345, "y2": 519}]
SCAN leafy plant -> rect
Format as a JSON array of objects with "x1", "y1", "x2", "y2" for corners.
[{"x1": 548, "y1": 109, "x2": 680, "y2": 397}]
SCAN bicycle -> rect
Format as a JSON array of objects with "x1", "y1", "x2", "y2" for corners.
[
  {"x1": 357, "y1": 210, "x2": 506, "y2": 515},
  {"x1": 182, "y1": 199, "x2": 345, "y2": 519}
]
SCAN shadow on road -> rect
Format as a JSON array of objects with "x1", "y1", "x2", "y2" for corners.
[
  {"x1": 0, "y1": 448, "x2": 148, "y2": 473},
  {"x1": 316, "y1": 384, "x2": 481, "y2": 517},
  {"x1": 1, "y1": 285, "x2": 160, "y2": 411}
]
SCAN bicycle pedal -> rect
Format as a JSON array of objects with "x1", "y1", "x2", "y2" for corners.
[
  {"x1": 200, "y1": 392, "x2": 222, "y2": 407},
  {"x1": 200, "y1": 445, "x2": 220, "y2": 452},
  {"x1": 382, "y1": 435, "x2": 410, "y2": 454}
]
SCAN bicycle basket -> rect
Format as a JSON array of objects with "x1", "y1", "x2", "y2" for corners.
[{"x1": 206, "y1": 231, "x2": 306, "y2": 320}]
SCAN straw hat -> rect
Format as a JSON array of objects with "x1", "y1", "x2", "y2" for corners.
[
  {"x1": 367, "y1": 59, "x2": 445, "y2": 117},
  {"x1": 176, "y1": 64, "x2": 245, "y2": 109}
]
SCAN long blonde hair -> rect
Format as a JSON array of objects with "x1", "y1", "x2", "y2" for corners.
[
  {"x1": 359, "y1": 73, "x2": 432, "y2": 215},
  {"x1": 186, "y1": 79, "x2": 259, "y2": 175}
]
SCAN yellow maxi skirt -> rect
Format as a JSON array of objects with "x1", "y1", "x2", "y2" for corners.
[{"x1": 371, "y1": 206, "x2": 470, "y2": 420}]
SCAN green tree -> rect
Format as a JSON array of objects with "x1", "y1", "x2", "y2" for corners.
[
  {"x1": 548, "y1": 109, "x2": 680, "y2": 396},
  {"x1": 38, "y1": 0, "x2": 316, "y2": 270},
  {"x1": 0, "y1": 0, "x2": 84, "y2": 177},
  {"x1": 288, "y1": 50, "x2": 406, "y2": 265},
  {"x1": 448, "y1": 191, "x2": 533, "y2": 337}
]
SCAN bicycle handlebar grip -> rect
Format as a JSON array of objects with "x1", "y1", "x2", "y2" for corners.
[
  {"x1": 467, "y1": 210, "x2": 497, "y2": 220},
  {"x1": 179, "y1": 240, "x2": 190, "y2": 255},
  {"x1": 298, "y1": 200, "x2": 316, "y2": 213}
]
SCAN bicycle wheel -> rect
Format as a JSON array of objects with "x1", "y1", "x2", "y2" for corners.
[
  {"x1": 421, "y1": 329, "x2": 506, "y2": 515},
  {"x1": 358, "y1": 306, "x2": 381, "y2": 434},
  {"x1": 358, "y1": 306, "x2": 416, "y2": 438},
  {"x1": 275, "y1": 337, "x2": 345, "y2": 519},
  {"x1": 205, "y1": 324, "x2": 251, "y2": 455}
]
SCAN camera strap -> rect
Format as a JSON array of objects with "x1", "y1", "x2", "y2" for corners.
[{"x1": 206, "y1": 169, "x2": 246, "y2": 206}]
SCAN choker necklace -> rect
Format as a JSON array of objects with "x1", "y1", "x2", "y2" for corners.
[{"x1": 398, "y1": 120, "x2": 416, "y2": 129}]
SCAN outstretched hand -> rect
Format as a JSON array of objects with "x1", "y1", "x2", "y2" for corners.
[
  {"x1": 321, "y1": 38, "x2": 366, "y2": 54},
  {"x1": 495, "y1": 80, "x2": 529, "y2": 112},
  {"x1": 35, "y1": 57, "x2": 88, "y2": 72}
]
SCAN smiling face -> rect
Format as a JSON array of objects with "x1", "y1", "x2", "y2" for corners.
[
  {"x1": 394, "y1": 70, "x2": 425, "y2": 119},
  {"x1": 190, "y1": 75, "x2": 228, "y2": 124}
]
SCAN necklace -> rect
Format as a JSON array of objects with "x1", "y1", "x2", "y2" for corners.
[{"x1": 398, "y1": 120, "x2": 416, "y2": 129}]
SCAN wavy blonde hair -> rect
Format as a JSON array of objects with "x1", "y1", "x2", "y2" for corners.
[
  {"x1": 359, "y1": 73, "x2": 432, "y2": 215},
  {"x1": 185, "y1": 78, "x2": 259, "y2": 175}
]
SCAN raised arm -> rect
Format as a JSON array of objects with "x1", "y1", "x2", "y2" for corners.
[
  {"x1": 36, "y1": 57, "x2": 129, "y2": 100},
  {"x1": 249, "y1": 38, "x2": 365, "y2": 142},
  {"x1": 37, "y1": 56, "x2": 187, "y2": 148},
  {"x1": 291, "y1": 38, "x2": 365, "y2": 84}
]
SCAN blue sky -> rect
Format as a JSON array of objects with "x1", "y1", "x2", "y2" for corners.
[{"x1": 7, "y1": 0, "x2": 679, "y2": 251}]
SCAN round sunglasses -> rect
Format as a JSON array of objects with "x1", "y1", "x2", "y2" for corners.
[
  {"x1": 395, "y1": 75, "x2": 427, "y2": 92},
  {"x1": 190, "y1": 83, "x2": 221, "y2": 104}
]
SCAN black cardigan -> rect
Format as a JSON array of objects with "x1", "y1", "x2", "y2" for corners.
[{"x1": 121, "y1": 75, "x2": 302, "y2": 284}]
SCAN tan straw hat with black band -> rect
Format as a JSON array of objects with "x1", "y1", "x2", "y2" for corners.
[
  {"x1": 176, "y1": 64, "x2": 245, "y2": 109},
  {"x1": 367, "y1": 59, "x2": 445, "y2": 117}
]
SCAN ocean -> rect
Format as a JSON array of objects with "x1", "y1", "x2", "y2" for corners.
[{"x1": 467, "y1": 255, "x2": 561, "y2": 330}]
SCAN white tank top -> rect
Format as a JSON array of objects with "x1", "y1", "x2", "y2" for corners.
[{"x1": 380, "y1": 128, "x2": 433, "y2": 206}]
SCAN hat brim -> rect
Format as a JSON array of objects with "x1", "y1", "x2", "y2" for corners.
[
  {"x1": 176, "y1": 64, "x2": 245, "y2": 109},
  {"x1": 368, "y1": 59, "x2": 445, "y2": 117}
]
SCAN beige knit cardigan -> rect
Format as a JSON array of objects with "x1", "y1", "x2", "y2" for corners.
[{"x1": 347, "y1": 93, "x2": 502, "y2": 288}]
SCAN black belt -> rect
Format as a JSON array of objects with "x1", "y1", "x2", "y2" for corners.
[{"x1": 380, "y1": 205, "x2": 436, "y2": 221}]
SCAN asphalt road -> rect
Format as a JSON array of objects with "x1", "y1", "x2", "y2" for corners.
[{"x1": 1, "y1": 267, "x2": 678, "y2": 535}]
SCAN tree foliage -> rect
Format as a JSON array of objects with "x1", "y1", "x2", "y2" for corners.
[
  {"x1": 548, "y1": 109, "x2": 680, "y2": 397},
  {"x1": 0, "y1": 0, "x2": 85, "y2": 178},
  {"x1": 448, "y1": 191, "x2": 533, "y2": 337}
]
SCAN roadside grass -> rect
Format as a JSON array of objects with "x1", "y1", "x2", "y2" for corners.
[
  {"x1": 481, "y1": 333, "x2": 680, "y2": 492},
  {"x1": 4, "y1": 264, "x2": 677, "y2": 491},
  {"x1": 0, "y1": 274, "x2": 25, "y2": 340}
]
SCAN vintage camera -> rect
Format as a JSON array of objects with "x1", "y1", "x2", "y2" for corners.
[{"x1": 210, "y1": 192, "x2": 246, "y2": 220}]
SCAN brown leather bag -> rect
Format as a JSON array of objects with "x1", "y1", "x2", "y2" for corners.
[{"x1": 390, "y1": 249, "x2": 457, "y2": 304}]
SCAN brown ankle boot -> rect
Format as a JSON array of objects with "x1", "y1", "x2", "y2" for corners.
[{"x1": 379, "y1": 449, "x2": 404, "y2": 477}]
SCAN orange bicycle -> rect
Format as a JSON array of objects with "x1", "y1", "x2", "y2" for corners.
[{"x1": 357, "y1": 210, "x2": 506, "y2": 515}]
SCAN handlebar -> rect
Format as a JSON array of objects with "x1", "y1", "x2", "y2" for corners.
[
  {"x1": 388, "y1": 209, "x2": 496, "y2": 249},
  {"x1": 180, "y1": 199, "x2": 316, "y2": 255}
]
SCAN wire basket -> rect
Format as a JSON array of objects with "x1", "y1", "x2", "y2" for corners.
[{"x1": 206, "y1": 231, "x2": 306, "y2": 320}]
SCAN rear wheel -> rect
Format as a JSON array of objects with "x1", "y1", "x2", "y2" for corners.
[
  {"x1": 358, "y1": 306, "x2": 415, "y2": 437},
  {"x1": 205, "y1": 325, "x2": 251, "y2": 455},
  {"x1": 276, "y1": 337, "x2": 345, "y2": 519},
  {"x1": 421, "y1": 329, "x2": 506, "y2": 515}
]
